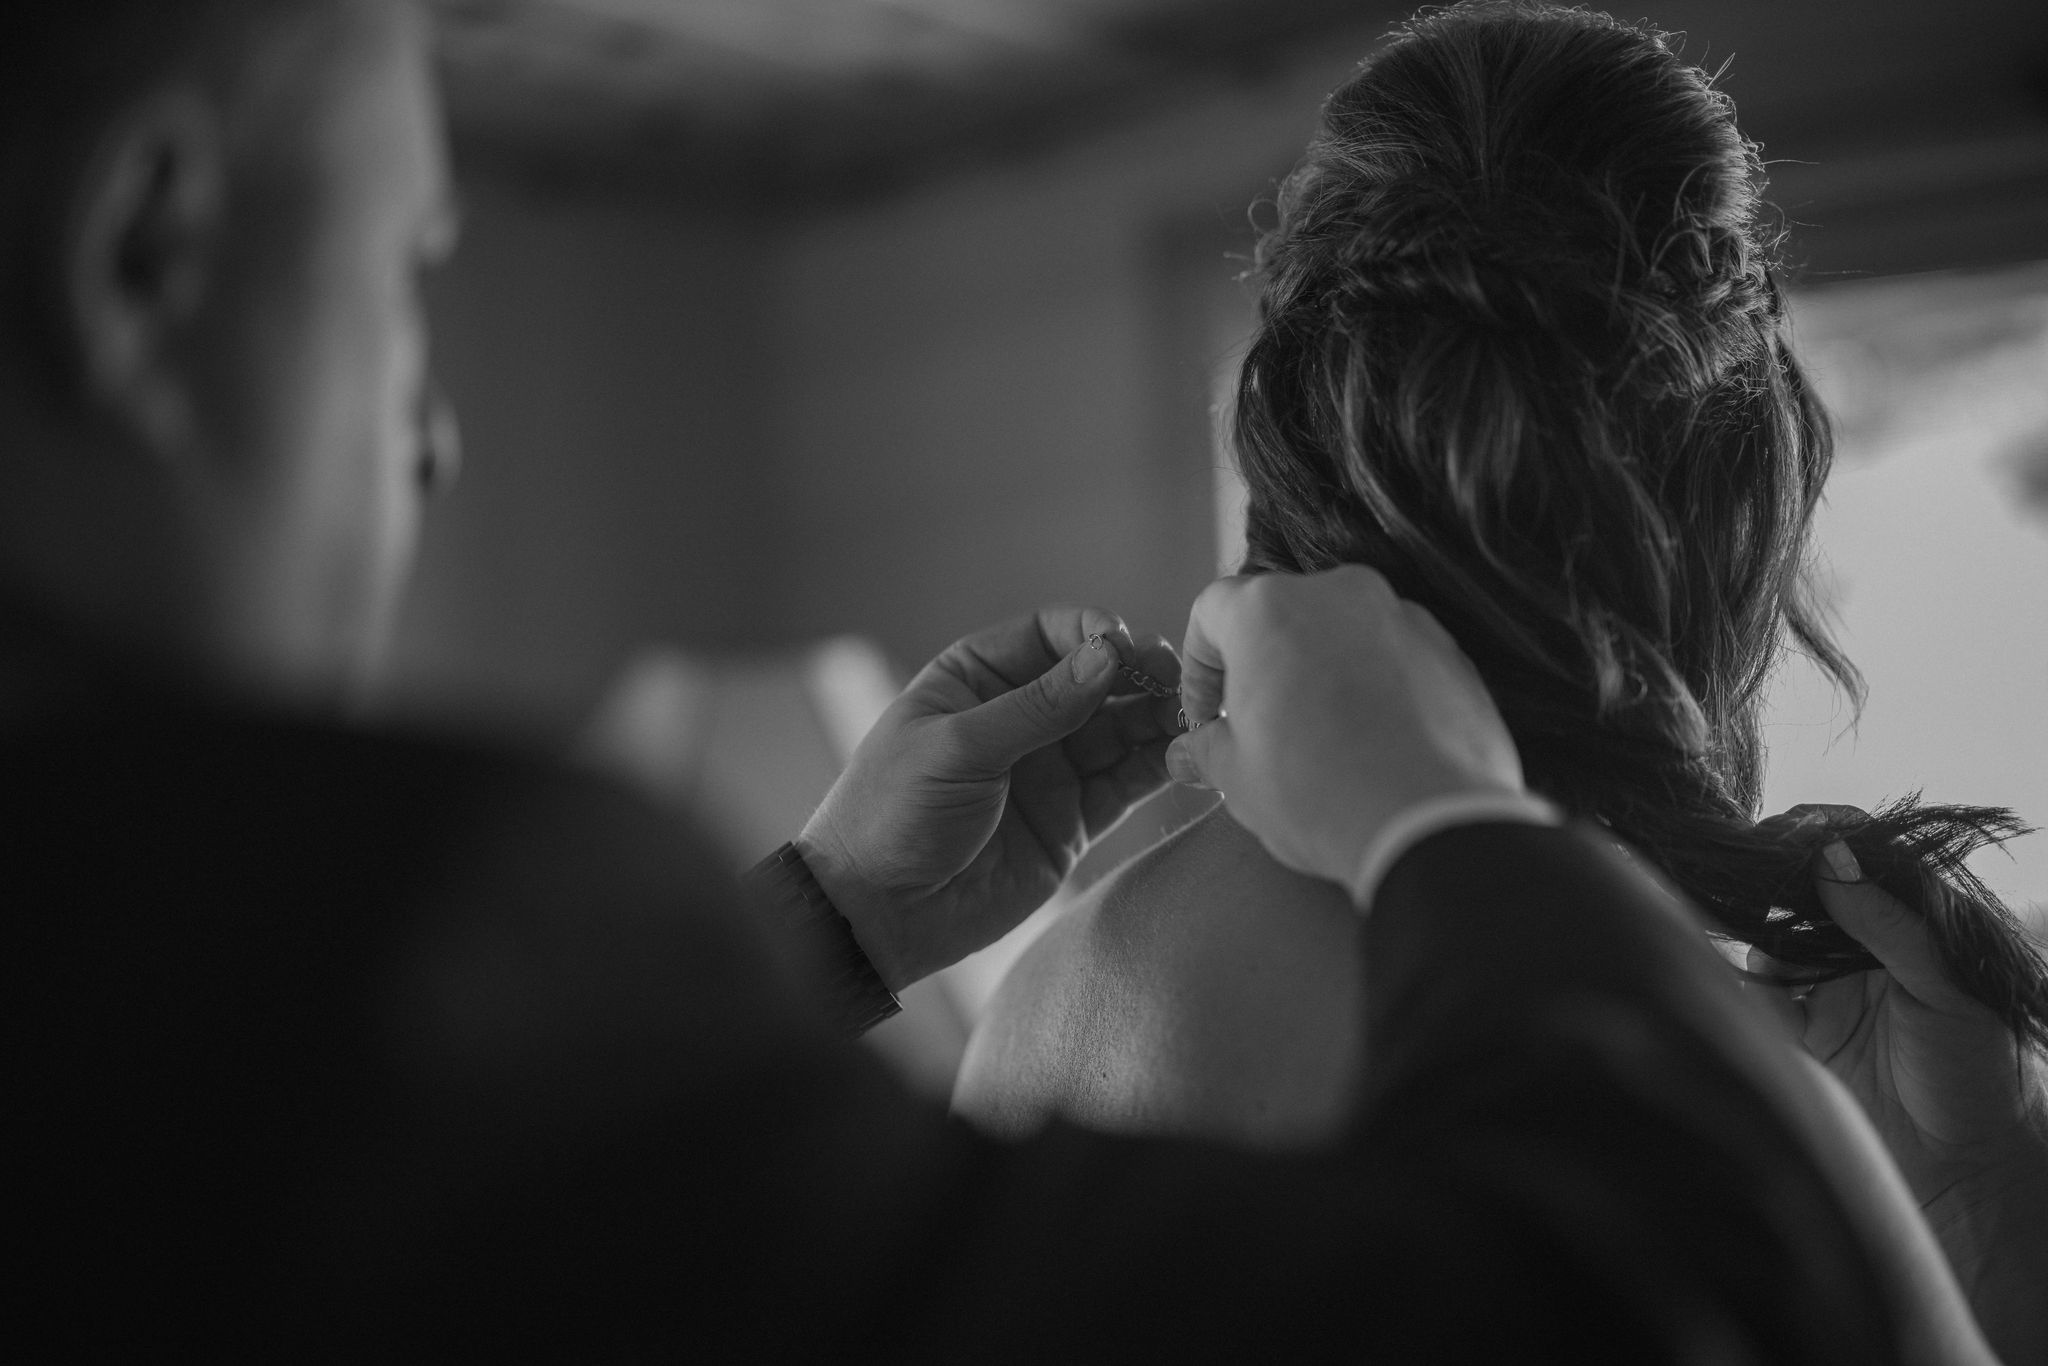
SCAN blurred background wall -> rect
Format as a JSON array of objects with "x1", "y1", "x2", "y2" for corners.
[
  {"x1": 398, "y1": 186, "x2": 777, "y2": 727},
  {"x1": 385, "y1": 0, "x2": 2048, "y2": 931}
]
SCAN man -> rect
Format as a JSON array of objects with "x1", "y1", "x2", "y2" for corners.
[{"x1": 3, "y1": 1, "x2": 1931, "y2": 1358}]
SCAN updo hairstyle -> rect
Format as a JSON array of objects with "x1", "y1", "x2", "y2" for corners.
[{"x1": 1232, "y1": 0, "x2": 2048, "y2": 1046}]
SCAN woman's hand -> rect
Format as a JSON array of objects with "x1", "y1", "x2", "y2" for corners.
[
  {"x1": 1747, "y1": 808, "x2": 2048, "y2": 1363},
  {"x1": 798, "y1": 606, "x2": 1182, "y2": 991}
]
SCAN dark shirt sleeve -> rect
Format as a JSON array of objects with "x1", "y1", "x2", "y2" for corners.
[
  {"x1": 1358, "y1": 821, "x2": 1911, "y2": 1361},
  {"x1": 329, "y1": 811, "x2": 1904, "y2": 1361},
  {"x1": 10, "y1": 716, "x2": 1907, "y2": 1362}
]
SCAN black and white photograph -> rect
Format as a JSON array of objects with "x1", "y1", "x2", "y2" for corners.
[{"x1": 9, "y1": 1, "x2": 2047, "y2": 1358}]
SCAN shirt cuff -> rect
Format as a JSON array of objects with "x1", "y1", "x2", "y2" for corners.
[
  {"x1": 746, "y1": 842, "x2": 902, "y2": 1039},
  {"x1": 1349, "y1": 790, "x2": 1564, "y2": 912}
]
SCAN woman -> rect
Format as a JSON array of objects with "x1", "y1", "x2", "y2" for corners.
[{"x1": 955, "y1": 0, "x2": 2046, "y2": 1354}]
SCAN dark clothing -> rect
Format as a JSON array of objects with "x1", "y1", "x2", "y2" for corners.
[{"x1": 8, "y1": 697, "x2": 1903, "y2": 1362}]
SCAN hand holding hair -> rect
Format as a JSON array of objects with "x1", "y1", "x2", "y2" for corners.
[
  {"x1": 797, "y1": 606, "x2": 1183, "y2": 990},
  {"x1": 1746, "y1": 807, "x2": 2048, "y2": 1365},
  {"x1": 1165, "y1": 567, "x2": 1544, "y2": 905}
]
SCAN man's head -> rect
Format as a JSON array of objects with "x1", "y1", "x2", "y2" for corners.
[{"x1": 0, "y1": 0, "x2": 458, "y2": 707}]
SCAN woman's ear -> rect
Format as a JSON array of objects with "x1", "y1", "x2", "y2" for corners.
[{"x1": 63, "y1": 85, "x2": 225, "y2": 457}]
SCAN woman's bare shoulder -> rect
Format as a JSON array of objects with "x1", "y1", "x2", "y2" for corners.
[{"x1": 951, "y1": 805, "x2": 1366, "y2": 1148}]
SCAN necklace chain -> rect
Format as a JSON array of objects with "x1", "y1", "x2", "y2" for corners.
[{"x1": 1087, "y1": 632, "x2": 1183, "y2": 715}]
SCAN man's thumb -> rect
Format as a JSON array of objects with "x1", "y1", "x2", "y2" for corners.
[{"x1": 958, "y1": 640, "x2": 1117, "y2": 768}]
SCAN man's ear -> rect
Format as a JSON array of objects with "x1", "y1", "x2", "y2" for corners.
[{"x1": 64, "y1": 87, "x2": 226, "y2": 456}]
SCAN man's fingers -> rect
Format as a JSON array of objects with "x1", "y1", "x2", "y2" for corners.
[
  {"x1": 1065, "y1": 693, "x2": 1177, "y2": 777},
  {"x1": 1165, "y1": 719, "x2": 1233, "y2": 793},
  {"x1": 1812, "y1": 841, "x2": 1961, "y2": 1007},
  {"x1": 1106, "y1": 630, "x2": 1186, "y2": 736},
  {"x1": 918, "y1": 603, "x2": 1187, "y2": 776},
  {"x1": 954, "y1": 633, "x2": 1121, "y2": 772},
  {"x1": 1399, "y1": 598, "x2": 1490, "y2": 696},
  {"x1": 1077, "y1": 741, "x2": 1176, "y2": 838},
  {"x1": 945, "y1": 605, "x2": 1134, "y2": 698},
  {"x1": 1061, "y1": 606, "x2": 1136, "y2": 667},
  {"x1": 1114, "y1": 630, "x2": 1181, "y2": 693},
  {"x1": 1177, "y1": 567, "x2": 1405, "y2": 725},
  {"x1": 1178, "y1": 575, "x2": 1256, "y2": 725}
]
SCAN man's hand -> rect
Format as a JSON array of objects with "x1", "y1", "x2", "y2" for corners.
[
  {"x1": 1163, "y1": 567, "x2": 1524, "y2": 893},
  {"x1": 1746, "y1": 808, "x2": 2048, "y2": 1363},
  {"x1": 799, "y1": 607, "x2": 1182, "y2": 990}
]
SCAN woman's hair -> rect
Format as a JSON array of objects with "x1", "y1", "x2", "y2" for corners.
[{"x1": 1234, "y1": 0, "x2": 2048, "y2": 1046}]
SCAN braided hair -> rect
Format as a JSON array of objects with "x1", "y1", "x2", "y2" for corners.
[{"x1": 1234, "y1": 0, "x2": 2048, "y2": 1047}]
